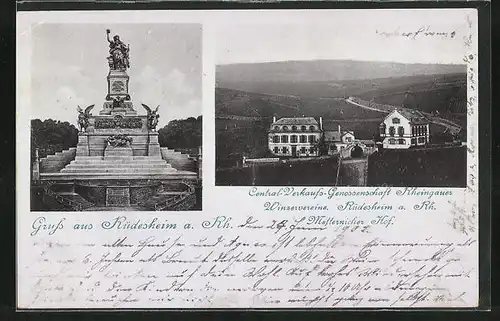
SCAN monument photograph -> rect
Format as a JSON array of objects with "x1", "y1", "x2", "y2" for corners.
[
  {"x1": 30, "y1": 24, "x2": 203, "y2": 211},
  {"x1": 215, "y1": 13, "x2": 468, "y2": 187}
]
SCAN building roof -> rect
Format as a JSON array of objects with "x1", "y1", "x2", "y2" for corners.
[
  {"x1": 272, "y1": 117, "x2": 319, "y2": 126},
  {"x1": 324, "y1": 130, "x2": 341, "y2": 142},
  {"x1": 341, "y1": 131, "x2": 355, "y2": 137},
  {"x1": 387, "y1": 108, "x2": 429, "y2": 125},
  {"x1": 324, "y1": 130, "x2": 354, "y2": 142}
]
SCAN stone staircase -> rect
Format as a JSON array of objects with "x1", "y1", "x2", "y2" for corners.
[
  {"x1": 139, "y1": 188, "x2": 195, "y2": 211},
  {"x1": 160, "y1": 148, "x2": 197, "y2": 171},
  {"x1": 39, "y1": 147, "x2": 77, "y2": 173},
  {"x1": 40, "y1": 155, "x2": 197, "y2": 180},
  {"x1": 41, "y1": 182, "x2": 95, "y2": 211}
]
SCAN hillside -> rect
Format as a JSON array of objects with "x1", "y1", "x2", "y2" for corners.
[
  {"x1": 217, "y1": 60, "x2": 466, "y2": 85},
  {"x1": 215, "y1": 87, "x2": 385, "y2": 120}
]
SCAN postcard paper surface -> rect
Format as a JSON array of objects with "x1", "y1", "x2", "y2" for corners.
[{"x1": 17, "y1": 9, "x2": 479, "y2": 309}]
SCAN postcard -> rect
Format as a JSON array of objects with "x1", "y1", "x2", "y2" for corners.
[{"x1": 17, "y1": 9, "x2": 480, "y2": 309}]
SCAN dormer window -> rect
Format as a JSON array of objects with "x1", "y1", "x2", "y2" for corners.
[
  {"x1": 282, "y1": 126, "x2": 289, "y2": 131},
  {"x1": 392, "y1": 118, "x2": 401, "y2": 124},
  {"x1": 301, "y1": 125, "x2": 307, "y2": 132},
  {"x1": 309, "y1": 125, "x2": 316, "y2": 131},
  {"x1": 292, "y1": 125, "x2": 298, "y2": 131},
  {"x1": 274, "y1": 126, "x2": 280, "y2": 131}
]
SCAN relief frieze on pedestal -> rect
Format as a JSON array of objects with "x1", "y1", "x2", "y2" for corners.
[{"x1": 94, "y1": 117, "x2": 143, "y2": 129}]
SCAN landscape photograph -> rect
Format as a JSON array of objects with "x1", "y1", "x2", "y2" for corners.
[{"x1": 215, "y1": 11, "x2": 469, "y2": 187}]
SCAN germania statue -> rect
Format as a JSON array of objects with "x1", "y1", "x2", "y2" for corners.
[{"x1": 106, "y1": 29, "x2": 130, "y2": 71}]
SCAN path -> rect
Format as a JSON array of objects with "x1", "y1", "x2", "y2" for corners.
[{"x1": 345, "y1": 97, "x2": 462, "y2": 135}]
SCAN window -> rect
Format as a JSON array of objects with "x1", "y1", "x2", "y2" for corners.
[
  {"x1": 282, "y1": 147, "x2": 288, "y2": 154},
  {"x1": 411, "y1": 126, "x2": 415, "y2": 136},
  {"x1": 308, "y1": 135, "x2": 316, "y2": 143},
  {"x1": 300, "y1": 147, "x2": 306, "y2": 154},
  {"x1": 291, "y1": 135, "x2": 298, "y2": 143},
  {"x1": 398, "y1": 139, "x2": 405, "y2": 144},
  {"x1": 300, "y1": 135, "x2": 307, "y2": 143},
  {"x1": 418, "y1": 137, "x2": 425, "y2": 143},
  {"x1": 389, "y1": 138, "x2": 396, "y2": 145},
  {"x1": 389, "y1": 126, "x2": 395, "y2": 137},
  {"x1": 274, "y1": 126, "x2": 280, "y2": 131},
  {"x1": 310, "y1": 147, "x2": 315, "y2": 154},
  {"x1": 392, "y1": 118, "x2": 401, "y2": 124},
  {"x1": 273, "y1": 147, "x2": 279, "y2": 154},
  {"x1": 281, "y1": 135, "x2": 288, "y2": 143},
  {"x1": 379, "y1": 124, "x2": 386, "y2": 135},
  {"x1": 398, "y1": 126, "x2": 404, "y2": 136},
  {"x1": 309, "y1": 125, "x2": 316, "y2": 132},
  {"x1": 273, "y1": 136, "x2": 280, "y2": 143},
  {"x1": 291, "y1": 125, "x2": 298, "y2": 131},
  {"x1": 411, "y1": 138, "x2": 416, "y2": 145},
  {"x1": 301, "y1": 126, "x2": 307, "y2": 132},
  {"x1": 423, "y1": 126, "x2": 428, "y2": 134},
  {"x1": 345, "y1": 137, "x2": 352, "y2": 143},
  {"x1": 282, "y1": 126, "x2": 289, "y2": 131}
]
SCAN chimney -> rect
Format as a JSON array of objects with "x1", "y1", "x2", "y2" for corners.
[
  {"x1": 272, "y1": 116, "x2": 276, "y2": 123},
  {"x1": 319, "y1": 117, "x2": 323, "y2": 130},
  {"x1": 338, "y1": 124, "x2": 341, "y2": 134}
]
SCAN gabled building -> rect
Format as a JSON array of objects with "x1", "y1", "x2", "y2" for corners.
[
  {"x1": 379, "y1": 108, "x2": 430, "y2": 149},
  {"x1": 323, "y1": 124, "x2": 356, "y2": 153},
  {"x1": 268, "y1": 117, "x2": 322, "y2": 157}
]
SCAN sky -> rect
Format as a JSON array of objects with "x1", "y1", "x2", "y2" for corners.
[
  {"x1": 216, "y1": 9, "x2": 472, "y2": 65},
  {"x1": 30, "y1": 23, "x2": 202, "y2": 128}
]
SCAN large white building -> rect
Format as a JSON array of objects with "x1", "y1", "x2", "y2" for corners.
[
  {"x1": 268, "y1": 117, "x2": 322, "y2": 157},
  {"x1": 379, "y1": 109, "x2": 430, "y2": 149}
]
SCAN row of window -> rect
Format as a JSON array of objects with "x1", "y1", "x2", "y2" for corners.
[
  {"x1": 411, "y1": 125, "x2": 428, "y2": 136},
  {"x1": 387, "y1": 137, "x2": 427, "y2": 145},
  {"x1": 271, "y1": 135, "x2": 317, "y2": 144},
  {"x1": 388, "y1": 138, "x2": 406, "y2": 145},
  {"x1": 413, "y1": 137, "x2": 427, "y2": 144},
  {"x1": 382, "y1": 125, "x2": 428, "y2": 137},
  {"x1": 273, "y1": 147, "x2": 317, "y2": 154},
  {"x1": 273, "y1": 125, "x2": 317, "y2": 132}
]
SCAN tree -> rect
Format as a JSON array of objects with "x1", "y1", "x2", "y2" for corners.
[
  {"x1": 158, "y1": 116, "x2": 202, "y2": 149},
  {"x1": 31, "y1": 119, "x2": 79, "y2": 160},
  {"x1": 315, "y1": 132, "x2": 329, "y2": 156}
]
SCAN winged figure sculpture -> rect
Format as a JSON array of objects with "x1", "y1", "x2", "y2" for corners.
[
  {"x1": 77, "y1": 104, "x2": 95, "y2": 132},
  {"x1": 141, "y1": 103, "x2": 160, "y2": 131}
]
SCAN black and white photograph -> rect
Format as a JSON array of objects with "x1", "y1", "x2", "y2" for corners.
[
  {"x1": 29, "y1": 24, "x2": 202, "y2": 211},
  {"x1": 215, "y1": 11, "x2": 469, "y2": 187}
]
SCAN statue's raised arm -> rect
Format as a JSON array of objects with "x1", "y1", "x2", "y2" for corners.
[{"x1": 106, "y1": 29, "x2": 112, "y2": 44}]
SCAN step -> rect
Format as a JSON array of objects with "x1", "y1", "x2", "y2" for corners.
[
  {"x1": 74, "y1": 156, "x2": 162, "y2": 161},
  {"x1": 66, "y1": 162, "x2": 172, "y2": 168},
  {"x1": 41, "y1": 171, "x2": 198, "y2": 180},
  {"x1": 61, "y1": 168, "x2": 178, "y2": 174}
]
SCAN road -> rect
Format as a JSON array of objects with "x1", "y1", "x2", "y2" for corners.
[{"x1": 345, "y1": 97, "x2": 462, "y2": 135}]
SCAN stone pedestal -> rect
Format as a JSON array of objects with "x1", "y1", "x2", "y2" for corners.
[
  {"x1": 104, "y1": 145, "x2": 134, "y2": 157},
  {"x1": 147, "y1": 132, "x2": 161, "y2": 157},
  {"x1": 107, "y1": 70, "x2": 129, "y2": 99},
  {"x1": 76, "y1": 133, "x2": 90, "y2": 156}
]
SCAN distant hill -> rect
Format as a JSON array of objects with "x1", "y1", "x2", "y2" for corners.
[{"x1": 216, "y1": 59, "x2": 466, "y2": 95}]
